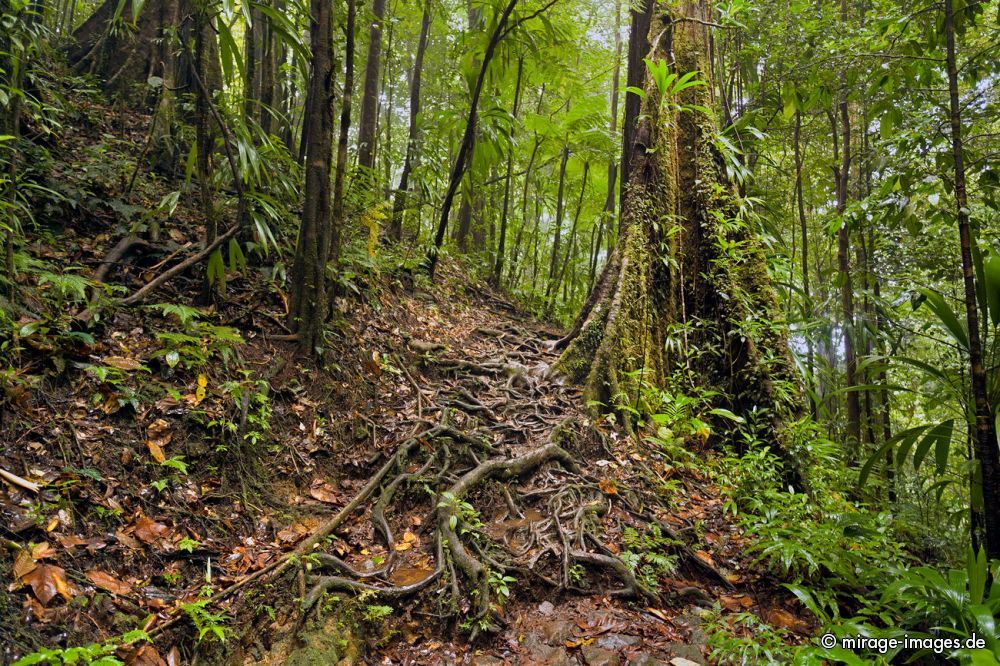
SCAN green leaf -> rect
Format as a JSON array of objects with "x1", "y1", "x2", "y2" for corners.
[
  {"x1": 781, "y1": 81, "x2": 798, "y2": 120},
  {"x1": 918, "y1": 288, "x2": 969, "y2": 350},
  {"x1": 982, "y1": 253, "x2": 1000, "y2": 325},
  {"x1": 912, "y1": 419, "x2": 953, "y2": 473}
]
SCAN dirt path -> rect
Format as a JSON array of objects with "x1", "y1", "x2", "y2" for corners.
[{"x1": 258, "y1": 278, "x2": 728, "y2": 665}]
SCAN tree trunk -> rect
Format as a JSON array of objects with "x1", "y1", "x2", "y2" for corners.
[
  {"x1": 618, "y1": 0, "x2": 653, "y2": 213},
  {"x1": 357, "y1": 0, "x2": 385, "y2": 173},
  {"x1": 545, "y1": 145, "x2": 570, "y2": 307},
  {"x1": 591, "y1": 0, "x2": 622, "y2": 293},
  {"x1": 70, "y1": 0, "x2": 219, "y2": 102},
  {"x1": 426, "y1": 0, "x2": 520, "y2": 278},
  {"x1": 944, "y1": 0, "x2": 1000, "y2": 558},
  {"x1": 555, "y1": 0, "x2": 804, "y2": 486},
  {"x1": 490, "y1": 56, "x2": 525, "y2": 286},
  {"x1": 794, "y1": 109, "x2": 816, "y2": 419},
  {"x1": 330, "y1": 0, "x2": 357, "y2": 268},
  {"x1": 289, "y1": 0, "x2": 335, "y2": 356},
  {"x1": 389, "y1": 0, "x2": 431, "y2": 241}
]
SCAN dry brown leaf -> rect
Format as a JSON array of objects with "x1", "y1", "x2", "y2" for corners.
[
  {"x1": 22, "y1": 563, "x2": 74, "y2": 605},
  {"x1": 694, "y1": 550, "x2": 715, "y2": 566},
  {"x1": 13, "y1": 548, "x2": 37, "y2": 579},
  {"x1": 30, "y1": 542, "x2": 57, "y2": 560},
  {"x1": 127, "y1": 644, "x2": 167, "y2": 666},
  {"x1": 767, "y1": 608, "x2": 807, "y2": 633},
  {"x1": 565, "y1": 637, "x2": 594, "y2": 649},
  {"x1": 308, "y1": 479, "x2": 340, "y2": 504},
  {"x1": 598, "y1": 478, "x2": 618, "y2": 495},
  {"x1": 132, "y1": 515, "x2": 171, "y2": 545},
  {"x1": 87, "y1": 569, "x2": 133, "y2": 596},
  {"x1": 147, "y1": 440, "x2": 166, "y2": 463},
  {"x1": 389, "y1": 566, "x2": 435, "y2": 586}
]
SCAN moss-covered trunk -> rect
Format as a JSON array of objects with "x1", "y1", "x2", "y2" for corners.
[{"x1": 555, "y1": 0, "x2": 802, "y2": 480}]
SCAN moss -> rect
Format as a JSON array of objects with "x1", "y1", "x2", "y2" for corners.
[{"x1": 555, "y1": 0, "x2": 807, "y2": 488}]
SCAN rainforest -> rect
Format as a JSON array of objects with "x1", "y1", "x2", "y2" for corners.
[{"x1": 1, "y1": 0, "x2": 999, "y2": 663}]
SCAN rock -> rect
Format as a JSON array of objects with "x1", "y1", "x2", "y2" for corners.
[
  {"x1": 664, "y1": 643, "x2": 704, "y2": 664},
  {"x1": 670, "y1": 659, "x2": 702, "y2": 666},
  {"x1": 597, "y1": 634, "x2": 640, "y2": 650},
  {"x1": 581, "y1": 644, "x2": 621, "y2": 666},
  {"x1": 628, "y1": 656, "x2": 667, "y2": 666},
  {"x1": 540, "y1": 619, "x2": 577, "y2": 645},
  {"x1": 538, "y1": 600, "x2": 555, "y2": 616},
  {"x1": 527, "y1": 645, "x2": 573, "y2": 666}
]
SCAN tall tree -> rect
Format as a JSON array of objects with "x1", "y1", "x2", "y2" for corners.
[
  {"x1": 357, "y1": 0, "x2": 386, "y2": 173},
  {"x1": 331, "y1": 0, "x2": 357, "y2": 267},
  {"x1": 389, "y1": 0, "x2": 431, "y2": 241},
  {"x1": 288, "y1": 0, "x2": 335, "y2": 355},
  {"x1": 944, "y1": 0, "x2": 1000, "y2": 558},
  {"x1": 555, "y1": 0, "x2": 803, "y2": 483}
]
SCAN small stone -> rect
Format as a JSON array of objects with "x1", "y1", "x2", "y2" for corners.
[
  {"x1": 540, "y1": 619, "x2": 577, "y2": 645},
  {"x1": 627, "y1": 656, "x2": 666, "y2": 666},
  {"x1": 664, "y1": 643, "x2": 704, "y2": 664},
  {"x1": 581, "y1": 644, "x2": 621, "y2": 666},
  {"x1": 598, "y1": 634, "x2": 640, "y2": 650},
  {"x1": 538, "y1": 600, "x2": 555, "y2": 615},
  {"x1": 669, "y1": 659, "x2": 702, "y2": 666}
]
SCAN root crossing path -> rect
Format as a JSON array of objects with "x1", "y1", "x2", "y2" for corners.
[{"x1": 257, "y1": 276, "x2": 742, "y2": 665}]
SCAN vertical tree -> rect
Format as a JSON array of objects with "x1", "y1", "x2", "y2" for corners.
[
  {"x1": 288, "y1": 0, "x2": 335, "y2": 355},
  {"x1": 357, "y1": 0, "x2": 386, "y2": 173},
  {"x1": 943, "y1": 0, "x2": 1000, "y2": 558},
  {"x1": 330, "y1": 0, "x2": 357, "y2": 268},
  {"x1": 555, "y1": 0, "x2": 803, "y2": 482},
  {"x1": 389, "y1": 0, "x2": 431, "y2": 241}
]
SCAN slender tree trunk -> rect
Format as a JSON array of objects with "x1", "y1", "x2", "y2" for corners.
[
  {"x1": 491, "y1": 56, "x2": 525, "y2": 286},
  {"x1": 831, "y1": 7, "x2": 861, "y2": 458},
  {"x1": 357, "y1": 0, "x2": 386, "y2": 173},
  {"x1": 545, "y1": 145, "x2": 570, "y2": 305},
  {"x1": 389, "y1": 0, "x2": 430, "y2": 240},
  {"x1": 426, "y1": 0, "x2": 520, "y2": 278},
  {"x1": 945, "y1": 0, "x2": 1000, "y2": 558},
  {"x1": 794, "y1": 109, "x2": 816, "y2": 419},
  {"x1": 551, "y1": 160, "x2": 589, "y2": 312},
  {"x1": 289, "y1": 0, "x2": 335, "y2": 356},
  {"x1": 591, "y1": 0, "x2": 622, "y2": 294},
  {"x1": 330, "y1": 0, "x2": 357, "y2": 268}
]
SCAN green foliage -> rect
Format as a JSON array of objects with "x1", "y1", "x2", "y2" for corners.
[
  {"x1": 620, "y1": 524, "x2": 679, "y2": 591},
  {"x1": 181, "y1": 599, "x2": 229, "y2": 644},
  {"x1": 12, "y1": 630, "x2": 150, "y2": 666},
  {"x1": 705, "y1": 609, "x2": 798, "y2": 666}
]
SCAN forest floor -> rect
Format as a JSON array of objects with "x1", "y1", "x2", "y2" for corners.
[{"x1": 1, "y1": 87, "x2": 813, "y2": 665}]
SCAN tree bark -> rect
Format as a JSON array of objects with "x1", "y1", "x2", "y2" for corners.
[
  {"x1": 330, "y1": 0, "x2": 357, "y2": 269},
  {"x1": 357, "y1": 0, "x2": 386, "y2": 173},
  {"x1": 555, "y1": 0, "x2": 804, "y2": 486},
  {"x1": 944, "y1": 0, "x2": 1000, "y2": 558},
  {"x1": 289, "y1": 0, "x2": 335, "y2": 356},
  {"x1": 591, "y1": 0, "x2": 622, "y2": 293},
  {"x1": 426, "y1": 0, "x2": 520, "y2": 279},
  {"x1": 389, "y1": 0, "x2": 431, "y2": 241}
]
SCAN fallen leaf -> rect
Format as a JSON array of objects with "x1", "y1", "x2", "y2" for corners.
[
  {"x1": 389, "y1": 566, "x2": 435, "y2": 586},
  {"x1": 104, "y1": 356, "x2": 144, "y2": 370},
  {"x1": 87, "y1": 570, "x2": 133, "y2": 596},
  {"x1": 127, "y1": 644, "x2": 167, "y2": 666},
  {"x1": 30, "y1": 542, "x2": 57, "y2": 560},
  {"x1": 132, "y1": 515, "x2": 171, "y2": 545},
  {"x1": 308, "y1": 479, "x2": 340, "y2": 504},
  {"x1": 767, "y1": 608, "x2": 807, "y2": 633},
  {"x1": 565, "y1": 637, "x2": 595, "y2": 649},
  {"x1": 694, "y1": 550, "x2": 715, "y2": 566},
  {"x1": 13, "y1": 549, "x2": 37, "y2": 579},
  {"x1": 147, "y1": 440, "x2": 166, "y2": 463},
  {"x1": 22, "y1": 563, "x2": 74, "y2": 605},
  {"x1": 598, "y1": 478, "x2": 618, "y2": 495}
]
